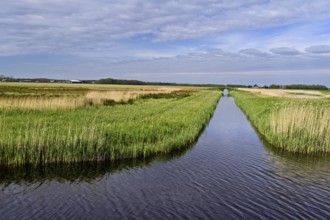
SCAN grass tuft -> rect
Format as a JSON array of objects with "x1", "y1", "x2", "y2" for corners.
[{"x1": 231, "y1": 90, "x2": 330, "y2": 154}]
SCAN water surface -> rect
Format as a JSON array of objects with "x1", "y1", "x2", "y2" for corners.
[{"x1": 1, "y1": 94, "x2": 329, "y2": 219}]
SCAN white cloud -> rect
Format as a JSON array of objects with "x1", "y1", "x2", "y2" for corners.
[
  {"x1": 1, "y1": 0, "x2": 330, "y2": 56},
  {"x1": 305, "y1": 45, "x2": 330, "y2": 54},
  {"x1": 270, "y1": 47, "x2": 301, "y2": 55},
  {"x1": 1, "y1": 0, "x2": 330, "y2": 86},
  {"x1": 239, "y1": 49, "x2": 271, "y2": 57}
]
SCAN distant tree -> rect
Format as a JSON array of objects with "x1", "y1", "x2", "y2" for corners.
[
  {"x1": 284, "y1": 84, "x2": 328, "y2": 90},
  {"x1": 96, "y1": 77, "x2": 225, "y2": 87},
  {"x1": 269, "y1": 84, "x2": 281, "y2": 89},
  {"x1": 268, "y1": 84, "x2": 328, "y2": 90}
]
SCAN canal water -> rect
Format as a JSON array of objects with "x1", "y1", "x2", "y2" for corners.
[{"x1": 1, "y1": 93, "x2": 329, "y2": 219}]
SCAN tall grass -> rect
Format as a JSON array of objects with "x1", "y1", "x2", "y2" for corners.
[
  {"x1": 0, "y1": 96, "x2": 85, "y2": 110},
  {"x1": 85, "y1": 90, "x2": 175, "y2": 103},
  {"x1": 270, "y1": 104, "x2": 330, "y2": 153},
  {"x1": 0, "y1": 89, "x2": 182, "y2": 110},
  {"x1": 238, "y1": 88, "x2": 326, "y2": 98},
  {"x1": 231, "y1": 90, "x2": 330, "y2": 154},
  {"x1": 0, "y1": 90, "x2": 221, "y2": 166}
]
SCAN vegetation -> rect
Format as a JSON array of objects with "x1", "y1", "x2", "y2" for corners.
[
  {"x1": 237, "y1": 88, "x2": 330, "y2": 99},
  {"x1": 0, "y1": 142, "x2": 192, "y2": 185},
  {"x1": 0, "y1": 83, "x2": 184, "y2": 109},
  {"x1": 0, "y1": 83, "x2": 221, "y2": 166},
  {"x1": 228, "y1": 84, "x2": 328, "y2": 90},
  {"x1": 269, "y1": 84, "x2": 328, "y2": 90},
  {"x1": 231, "y1": 90, "x2": 330, "y2": 154},
  {"x1": 227, "y1": 84, "x2": 252, "y2": 88},
  {"x1": 0, "y1": 75, "x2": 225, "y2": 87},
  {"x1": 96, "y1": 77, "x2": 226, "y2": 87}
]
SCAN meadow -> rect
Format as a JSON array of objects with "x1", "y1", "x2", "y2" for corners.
[
  {"x1": 0, "y1": 83, "x2": 221, "y2": 166},
  {"x1": 231, "y1": 89, "x2": 330, "y2": 154},
  {"x1": 239, "y1": 88, "x2": 330, "y2": 99},
  {"x1": 0, "y1": 83, "x2": 185, "y2": 109}
]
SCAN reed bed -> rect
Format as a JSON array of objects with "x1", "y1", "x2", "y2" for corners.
[
  {"x1": 0, "y1": 96, "x2": 85, "y2": 110},
  {"x1": 85, "y1": 90, "x2": 174, "y2": 103},
  {"x1": 270, "y1": 105, "x2": 330, "y2": 153},
  {"x1": 0, "y1": 83, "x2": 183, "y2": 92},
  {"x1": 0, "y1": 89, "x2": 181, "y2": 110},
  {"x1": 0, "y1": 89, "x2": 221, "y2": 166},
  {"x1": 231, "y1": 90, "x2": 330, "y2": 154},
  {"x1": 238, "y1": 88, "x2": 328, "y2": 99}
]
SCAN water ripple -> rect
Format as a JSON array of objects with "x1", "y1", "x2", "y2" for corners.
[{"x1": 1, "y1": 96, "x2": 330, "y2": 219}]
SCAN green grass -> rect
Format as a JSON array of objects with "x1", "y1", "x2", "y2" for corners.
[
  {"x1": 321, "y1": 90, "x2": 330, "y2": 95},
  {"x1": 231, "y1": 90, "x2": 330, "y2": 154},
  {"x1": 0, "y1": 90, "x2": 221, "y2": 166},
  {"x1": 0, "y1": 85, "x2": 88, "y2": 97}
]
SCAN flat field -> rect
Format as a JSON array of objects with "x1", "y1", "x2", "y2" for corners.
[
  {"x1": 0, "y1": 82, "x2": 190, "y2": 109},
  {"x1": 231, "y1": 89, "x2": 330, "y2": 154},
  {"x1": 0, "y1": 83, "x2": 221, "y2": 166},
  {"x1": 238, "y1": 88, "x2": 330, "y2": 99}
]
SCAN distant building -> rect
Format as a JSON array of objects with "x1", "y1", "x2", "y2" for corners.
[{"x1": 70, "y1": 80, "x2": 82, "y2": 83}]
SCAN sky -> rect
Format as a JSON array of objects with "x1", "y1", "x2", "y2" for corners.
[{"x1": 1, "y1": 0, "x2": 330, "y2": 86}]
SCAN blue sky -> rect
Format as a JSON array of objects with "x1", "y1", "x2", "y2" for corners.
[{"x1": 1, "y1": 0, "x2": 330, "y2": 86}]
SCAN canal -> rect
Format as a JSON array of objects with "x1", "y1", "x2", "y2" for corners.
[{"x1": 1, "y1": 93, "x2": 329, "y2": 219}]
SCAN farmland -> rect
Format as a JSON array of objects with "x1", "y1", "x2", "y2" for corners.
[
  {"x1": 0, "y1": 83, "x2": 221, "y2": 166},
  {"x1": 238, "y1": 88, "x2": 330, "y2": 99},
  {"x1": 231, "y1": 89, "x2": 330, "y2": 154}
]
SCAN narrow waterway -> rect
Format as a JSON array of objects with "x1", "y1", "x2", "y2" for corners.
[{"x1": 1, "y1": 94, "x2": 329, "y2": 219}]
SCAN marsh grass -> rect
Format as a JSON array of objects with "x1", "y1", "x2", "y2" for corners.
[
  {"x1": 270, "y1": 104, "x2": 330, "y2": 153},
  {"x1": 0, "y1": 87, "x2": 186, "y2": 110},
  {"x1": 85, "y1": 89, "x2": 182, "y2": 104},
  {"x1": 238, "y1": 88, "x2": 328, "y2": 99},
  {"x1": 0, "y1": 88, "x2": 221, "y2": 166},
  {"x1": 231, "y1": 90, "x2": 330, "y2": 154},
  {"x1": 0, "y1": 96, "x2": 85, "y2": 110},
  {"x1": 0, "y1": 143, "x2": 194, "y2": 185}
]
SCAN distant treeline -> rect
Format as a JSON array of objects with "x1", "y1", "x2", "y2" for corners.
[
  {"x1": 0, "y1": 75, "x2": 94, "y2": 84},
  {"x1": 227, "y1": 84, "x2": 252, "y2": 88},
  {"x1": 1, "y1": 75, "x2": 225, "y2": 88},
  {"x1": 96, "y1": 78, "x2": 225, "y2": 88},
  {"x1": 268, "y1": 84, "x2": 328, "y2": 90},
  {"x1": 228, "y1": 84, "x2": 328, "y2": 90},
  {"x1": 1, "y1": 78, "x2": 68, "y2": 83},
  {"x1": 1, "y1": 75, "x2": 328, "y2": 90}
]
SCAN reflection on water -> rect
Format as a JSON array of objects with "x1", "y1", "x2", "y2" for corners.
[
  {"x1": 0, "y1": 93, "x2": 329, "y2": 220},
  {"x1": 0, "y1": 146, "x2": 192, "y2": 186},
  {"x1": 0, "y1": 160, "x2": 148, "y2": 186},
  {"x1": 265, "y1": 145, "x2": 330, "y2": 186},
  {"x1": 260, "y1": 129, "x2": 330, "y2": 173},
  {"x1": 255, "y1": 132, "x2": 329, "y2": 187}
]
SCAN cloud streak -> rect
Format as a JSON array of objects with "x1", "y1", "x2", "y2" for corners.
[
  {"x1": 239, "y1": 49, "x2": 271, "y2": 57},
  {"x1": 270, "y1": 47, "x2": 301, "y2": 56},
  {"x1": 305, "y1": 45, "x2": 330, "y2": 54},
  {"x1": 0, "y1": 0, "x2": 330, "y2": 86},
  {"x1": 1, "y1": 0, "x2": 330, "y2": 56}
]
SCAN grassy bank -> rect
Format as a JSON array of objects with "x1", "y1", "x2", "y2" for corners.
[
  {"x1": 0, "y1": 84, "x2": 221, "y2": 166},
  {"x1": 231, "y1": 90, "x2": 330, "y2": 154}
]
